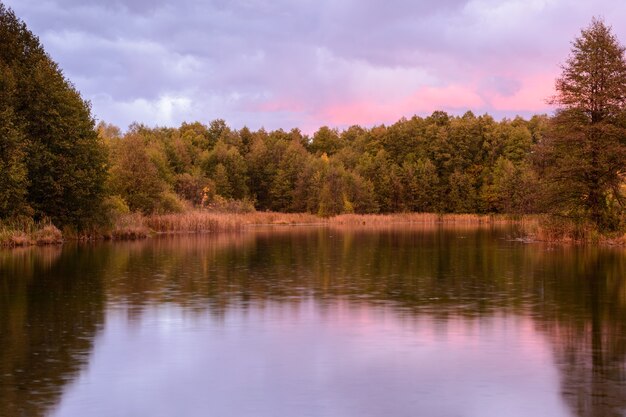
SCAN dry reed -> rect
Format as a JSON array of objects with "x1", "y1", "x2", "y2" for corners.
[
  {"x1": 144, "y1": 211, "x2": 322, "y2": 233},
  {"x1": 4, "y1": 211, "x2": 623, "y2": 246},
  {"x1": 0, "y1": 221, "x2": 62, "y2": 247},
  {"x1": 328, "y1": 213, "x2": 536, "y2": 226},
  {"x1": 143, "y1": 211, "x2": 537, "y2": 234},
  {"x1": 111, "y1": 213, "x2": 150, "y2": 240},
  {"x1": 521, "y1": 216, "x2": 626, "y2": 245}
]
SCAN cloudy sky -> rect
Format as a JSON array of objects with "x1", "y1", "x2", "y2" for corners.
[{"x1": 5, "y1": 0, "x2": 626, "y2": 132}]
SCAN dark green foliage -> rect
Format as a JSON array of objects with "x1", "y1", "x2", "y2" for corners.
[
  {"x1": 448, "y1": 170, "x2": 478, "y2": 213},
  {"x1": 0, "y1": 4, "x2": 107, "y2": 228},
  {"x1": 481, "y1": 158, "x2": 538, "y2": 214},
  {"x1": 402, "y1": 159, "x2": 439, "y2": 212},
  {"x1": 541, "y1": 18, "x2": 626, "y2": 232},
  {"x1": 0, "y1": 64, "x2": 28, "y2": 217},
  {"x1": 268, "y1": 140, "x2": 309, "y2": 211}
]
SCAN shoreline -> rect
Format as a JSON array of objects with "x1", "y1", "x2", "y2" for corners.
[{"x1": 1, "y1": 211, "x2": 624, "y2": 248}]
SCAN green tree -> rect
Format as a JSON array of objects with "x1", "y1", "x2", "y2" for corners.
[
  {"x1": 0, "y1": 5, "x2": 107, "y2": 228},
  {"x1": 448, "y1": 170, "x2": 477, "y2": 213},
  {"x1": 212, "y1": 163, "x2": 232, "y2": 198},
  {"x1": 207, "y1": 119, "x2": 229, "y2": 150},
  {"x1": 309, "y1": 126, "x2": 343, "y2": 156},
  {"x1": 269, "y1": 140, "x2": 309, "y2": 211},
  {"x1": 0, "y1": 63, "x2": 28, "y2": 217},
  {"x1": 108, "y1": 133, "x2": 167, "y2": 214},
  {"x1": 543, "y1": 18, "x2": 626, "y2": 231},
  {"x1": 180, "y1": 121, "x2": 211, "y2": 151},
  {"x1": 402, "y1": 159, "x2": 440, "y2": 212},
  {"x1": 201, "y1": 140, "x2": 248, "y2": 199},
  {"x1": 344, "y1": 171, "x2": 378, "y2": 214}
]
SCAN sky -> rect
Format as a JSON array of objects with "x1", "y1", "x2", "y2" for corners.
[{"x1": 4, "y1": 0, "x2": 626, "y2": 133}]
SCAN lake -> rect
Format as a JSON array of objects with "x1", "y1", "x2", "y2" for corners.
[{"x1": 1, "y1": 225, "x2": 625, "y2": 417}]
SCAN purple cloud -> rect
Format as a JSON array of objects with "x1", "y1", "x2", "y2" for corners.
[{"x1": 4, "y1": 0, "x2": 626, "y2": 132}]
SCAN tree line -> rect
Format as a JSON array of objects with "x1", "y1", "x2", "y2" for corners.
[
  {"x1": 98, "y1": 112, "x2": 545, "y2": 218},
  {"x1": 0, "y1": 4, "x2": 624, "y2": 234}
]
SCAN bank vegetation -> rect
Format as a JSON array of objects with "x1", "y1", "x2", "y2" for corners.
[{"x1": 0, "y1": 6, "x2": 624, "y2": 246}]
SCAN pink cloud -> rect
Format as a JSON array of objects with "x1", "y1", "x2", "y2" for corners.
[
  {"x1": 318, "y1": 84, "x2": 485, "y2": 126},
  {"x1": 313, "y1": 72, "x2": 558, "y2": 128},
  {"x1": 250, "y1": 70, "x2": 558, "y2": 134},
  {"x1": 486, "y1": 72, "x2": 557, "y2": 112}
]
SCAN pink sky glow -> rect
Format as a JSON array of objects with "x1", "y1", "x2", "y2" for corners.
[{"x1": 5, "y1": 0, "x2": 626, "y2": 132}]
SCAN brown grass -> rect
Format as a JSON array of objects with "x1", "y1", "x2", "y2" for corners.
[
  {"x1": 0, "y1": 221, "x2": 63, "y2": 247},
  {"x1": 31, "y1": 224, "x2": 63, "y2": 245},
  {"x1": 3, "y1": 211, "x2": 622, "y2": 246},
  {"x1": 327, "y1": 213, "x2": 534, "y2": 226},
  {"x1": 142, "y1": 211, "x2": 537, "y2": 234},
  {"x1": 521, "y1": 215, "x2": 626, "y2": 245},
  {"x1": 110, "y1": 213, "x2": 150, "y2": 240},
  {"x1": 122, "y1": 210, "x2": 624, "y2": 246},
  {"x1": 144, "y1": 211, "x2": 321, "y2": 233}
]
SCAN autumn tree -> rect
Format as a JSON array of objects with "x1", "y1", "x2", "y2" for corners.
[{"x1": 542, "y1": 18, "x2": 626, "y2": 231}]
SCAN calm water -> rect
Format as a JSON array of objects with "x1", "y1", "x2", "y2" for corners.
[{"x1": 1, "y1": 225, "x2": 626, "y2": 417}]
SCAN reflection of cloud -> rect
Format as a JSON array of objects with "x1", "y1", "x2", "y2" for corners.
[
  {"x1": 5, "y1": 0, "x2": 626, "y2": 131},
  {"x1": 52, "y1": 303, "x2": 571, "y2": 417}
]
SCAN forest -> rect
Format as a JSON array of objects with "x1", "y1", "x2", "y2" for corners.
[
  {"x1": 0, "y1": 3, "x2": 625, "y2": 242},
  {"x1": 98, "y1": 113, "x2": 545, "y2": 217}
]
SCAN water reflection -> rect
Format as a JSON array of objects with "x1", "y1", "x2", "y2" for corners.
[
  {"x1": 535, "y1": 248, "x2": 626, "y2": 417},
  {"x1": 0, "y1": 226, "x2": 624, "y2": 417},
  {"x1": 0, "y1": 246, "x2": 105, "y2": 417},
  {"x1": 56, "y1": 303, "x2": 570, "y2": 417}
]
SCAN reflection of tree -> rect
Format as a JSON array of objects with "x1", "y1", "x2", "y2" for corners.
[
  {"x1": 1, "y1": 226, "x2": 625, "y2": 416},
  {"x1": 98, "y1": 227, "x2": 626, "y2": 417},
  {"x1": 534, "y1": 248, "x2": 626, "y2": 417},
  {"x1": 97, "y1": 225, "x2": 542, "y2": 318},
  {"x1": 96, "y1": 227, "x2": 538, "y2": 307},
  {"x1": 0, "y1": 246, "x2": 105, "y2": 417}
]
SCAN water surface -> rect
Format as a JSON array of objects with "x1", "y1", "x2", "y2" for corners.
[{"x1": 1, "y1": 226, "x2": 625, "y2": 417}]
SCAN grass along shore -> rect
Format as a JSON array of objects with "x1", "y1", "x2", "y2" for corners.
[
  {"x1": 1, "y1": 211, "x2": 624, "y2": 247},
  {"x1": 0, "y1": 220, "x2": 63, "y2": 248},
  {"x1": 521, "y1": 216, "x2": 626, "y2": 245},
  {"x1": 119, "y1": 211, "x2": 534, "y2": 237}
]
